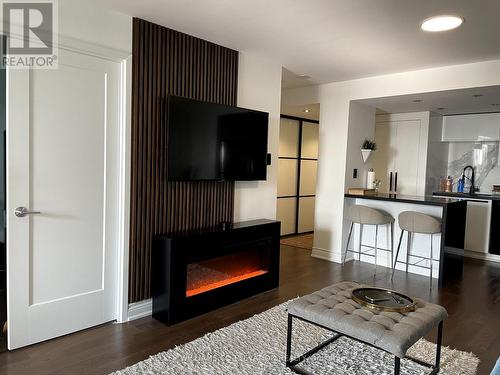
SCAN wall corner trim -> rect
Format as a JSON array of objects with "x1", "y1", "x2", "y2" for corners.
[
  {"x1": 311, "y1": 247, "x2": 342, "y2": 263},
  {"x1": 127, "y1": 299, "x2": 152, "y2": 321}
]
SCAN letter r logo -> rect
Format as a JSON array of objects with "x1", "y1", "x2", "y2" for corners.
[{"x1": 3, "y1": 2, "x2": 53, "y2": 55}]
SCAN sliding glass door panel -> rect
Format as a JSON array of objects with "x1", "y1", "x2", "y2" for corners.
[
  {"x1": 298, "y1": 197, "x2": 315, "y2": 233},
  {"x1": 277, "y1": 159, "x2": 298, "y2": 197},
  {"x1": 277, "y1": 198, "x2": 297, "y2": 235},
  {"x1": 301, "y1": 122, "x2": 319, "y2": 159},
  {"x1": 279, "y1": 118, "x2": 300, "y2": 158},
  {"x1": 299, "y1": 160, "x2": 317, "y2": 196}
]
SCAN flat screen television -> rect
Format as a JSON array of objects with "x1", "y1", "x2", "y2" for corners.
[{"x1": 167, "y1": 95, "x2": 269, "y2": 181}]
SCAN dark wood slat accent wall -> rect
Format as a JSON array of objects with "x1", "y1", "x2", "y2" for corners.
[{"x1": 130, "y1": 18, "x2": 238, "y2": 303}]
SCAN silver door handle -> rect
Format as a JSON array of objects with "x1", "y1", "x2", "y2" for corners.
[{"x1": 14, "y1": 206, "x2": 41, "y2": 218}]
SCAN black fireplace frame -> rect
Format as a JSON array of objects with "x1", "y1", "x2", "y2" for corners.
[{"x1": 152, "y1": 219, "x2": 280, "y2": 325}]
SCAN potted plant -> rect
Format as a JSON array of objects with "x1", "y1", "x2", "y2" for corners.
[{"x1": 361, "y1": 139, "x2": 376, "y2": 163}]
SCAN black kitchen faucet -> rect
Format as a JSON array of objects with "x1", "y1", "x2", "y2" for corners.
[{"x1": 462, "y1": 165, "x2": 476, "y2": 195}]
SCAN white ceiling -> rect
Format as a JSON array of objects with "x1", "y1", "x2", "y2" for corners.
[
  {"x1": 359, "y1": 86, "x2": 500, "y2": 115},
  {"x1": 281, "y1": 103, "x2": 320, "y2": 121},
  {"x1": 98, "y1": 0, "x2": 500, "y2": 87}
]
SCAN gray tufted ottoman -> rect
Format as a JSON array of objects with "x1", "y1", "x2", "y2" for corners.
[{"x1": 285, "y1": 281, "x2": 447, "y2": 375}]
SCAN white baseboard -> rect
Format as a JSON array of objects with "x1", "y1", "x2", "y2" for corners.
[
  {"x1": 311, "y1": 247, "x2": 342, "y2": 263},
  {"x1": 464, "y1": 250, "x2": 500, "y2": 263},
  {"x1": 127, "y1": 298, "x2": 152, "y2": 321}
]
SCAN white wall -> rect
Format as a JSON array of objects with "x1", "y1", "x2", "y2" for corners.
[
  {"x1": 234, "y1": 52, "x2": 282, "y2": 221},
  {"x1": 59, "y1": 0, "x2": 132, "y2": 52},
  {"x1": 344, "y1": 102, "x2": 376, "y2": 190},
  {"x1": 478, "y1": 155, "x2": 500, "y2": 192},
  {"x1": 283, "y1": 58, "x2": 500, "y2": 262}
]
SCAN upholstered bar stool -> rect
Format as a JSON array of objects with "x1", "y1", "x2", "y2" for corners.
[
  {"x1": 343, "y1": 205, "x2": 395, "y2": 273},
  {"x1": 391, "y1": 211, "x2": 441, "y2": 288}
]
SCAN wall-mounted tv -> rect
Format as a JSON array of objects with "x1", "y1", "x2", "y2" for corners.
[{"x1": 167, "y1": 95, "x2": 269, "y2": 181}]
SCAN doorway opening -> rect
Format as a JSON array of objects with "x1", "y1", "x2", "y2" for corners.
[
  {"x1": 349, "y1": 85, "x2": 500, "y2": 273},
  {"x1": 277, "y1": 103, "x2": 319, "y2": 251}
]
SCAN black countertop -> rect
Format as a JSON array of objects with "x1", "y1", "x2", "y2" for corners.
[
  {"x1": 345, "y1": 193, "x2": 462, "y2": 206},
  {"x1": 433, "y1": 191, "x2": 500, "y2": 201}
]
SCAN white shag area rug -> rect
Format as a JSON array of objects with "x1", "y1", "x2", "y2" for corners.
[{"x1": 112, "y1": 301, "x2": 479, "y2": 375}]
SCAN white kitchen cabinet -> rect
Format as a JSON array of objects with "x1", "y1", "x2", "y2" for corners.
[
  {"x1": 464, "y1": 200, "x2": 492, "y2": 253},
  {"x1": 442, "y1": 113, "x2": 500, "y2": 142},
  {"x1": 392, "y1": 120, "x2": 422, "y2": 195},
  {"x1": 373, "y1": 113, "x2": 429, "y2": 196}
]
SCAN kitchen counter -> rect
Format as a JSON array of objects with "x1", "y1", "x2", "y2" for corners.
[
  {"x1": 345, "y1": 192, "x2": 461, "y2": 206},
  {"x1": 344, "y1": 193, "x2": 467, "y2": 286},
  {"x1": 433, "y1": 191, "x2": 500, "y2": 201}
]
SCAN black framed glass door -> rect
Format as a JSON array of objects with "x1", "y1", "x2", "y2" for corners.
[{"x1": 277, "y1": 115, "x2": 319, "y2": 236}]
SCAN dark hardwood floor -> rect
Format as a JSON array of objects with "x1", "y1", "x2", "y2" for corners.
[{"x1": 0, "y1": 244, "x2": 499, "y2": 375}]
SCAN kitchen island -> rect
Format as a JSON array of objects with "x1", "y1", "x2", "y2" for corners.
[
  {"x1": 344, "y1": 193, "x2": 467, "y2": 286},
  {"x1": 434, "y1": 191, "x2": 500, "y2": 258}
]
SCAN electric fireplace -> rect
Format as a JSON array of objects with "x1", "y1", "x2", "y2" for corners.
[
  {"x1": 186, "y1": 246, "x2": 271, "y2": 297},
  {"x1": 152, "y1": 219, "x2": 280, "y2": 325}
]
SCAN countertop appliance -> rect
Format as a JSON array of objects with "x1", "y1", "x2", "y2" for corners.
[{"x1": 492, "y1": 185, "x2": 500, "y2": 195}]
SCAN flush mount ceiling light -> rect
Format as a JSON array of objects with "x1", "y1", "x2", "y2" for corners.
[
  {"x1": 297, "y1": 74, "x2": 311, "y2": 79},
  {"x1": 304, "y1": 109, "x2": 311, "y2": 113},
  {"x1": 421, "y1": 15, "x2": 464, "y2": 32}
]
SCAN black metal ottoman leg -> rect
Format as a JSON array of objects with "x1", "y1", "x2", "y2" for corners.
[
  {"x1": 435, "y1": 321, "x2": 443, "y2": 370},
  {"x1": 394, "y1": 356, "x2": 400, "y2": 375},
  {"x1": 286, "y1": 314, "x2": 293, "y2": 367}
]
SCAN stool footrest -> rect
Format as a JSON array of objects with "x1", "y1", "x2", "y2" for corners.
[
  {"x1": 346, "y1": 244, "x2": 392, "y2": 254},
  {"x1": 395, "y1": 256, "x2": 439, "y2": 270},
  {"x1": 406, "y1": 253, "x2": 439, "y2": 261}
]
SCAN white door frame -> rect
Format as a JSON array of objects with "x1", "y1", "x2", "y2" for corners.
[
  {"x1": 115, "y1": 51, "x2": 132, "y2": 324},
  {"x1": 6, "y1": 34, "x2": 132, "y2": 336}
]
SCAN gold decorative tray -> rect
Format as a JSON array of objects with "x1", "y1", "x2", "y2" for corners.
[{"x1": 351, "y1": 287, "x2": 416, "y2": 313}]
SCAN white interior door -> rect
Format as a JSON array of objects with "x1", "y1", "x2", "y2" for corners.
[{"x1": 7, "y1": 48, "x2": 122, "y2": 349}]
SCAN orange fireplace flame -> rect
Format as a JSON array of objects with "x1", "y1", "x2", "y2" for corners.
[{"x1": 186, "y1": 269, "x2": 268, "y2": 297}]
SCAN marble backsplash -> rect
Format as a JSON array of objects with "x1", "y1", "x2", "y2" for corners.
[{"x1": 447, "y1": 141, "x2": 500, "y2": 193}]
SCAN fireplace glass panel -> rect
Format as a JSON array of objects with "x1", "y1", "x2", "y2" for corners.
[{"x1": 186, "y1": 240, "x2": 271, "y2": 297}]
